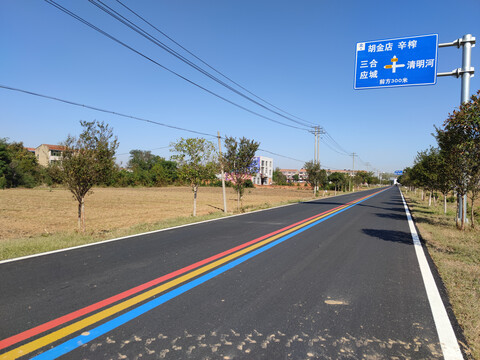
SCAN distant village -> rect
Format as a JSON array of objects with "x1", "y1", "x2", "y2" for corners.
[{"x1": 27, "y1": 144, "x2": 370, "y2": 187}]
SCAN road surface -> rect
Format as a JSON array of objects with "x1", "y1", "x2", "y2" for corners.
[{"x1": 0, "y1": 186, "x2": 463, "y2": 359}]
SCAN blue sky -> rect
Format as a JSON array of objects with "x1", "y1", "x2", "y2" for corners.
[{"x1": 1, "y1": 1, "x2": 479, "y2": 173}]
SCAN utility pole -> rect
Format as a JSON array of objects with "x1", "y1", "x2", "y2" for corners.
[
  {"x1": 310, "y1": 126, "x2": 325, "y2": 194},
  {"x1": 310, "y1": 126, "x2": 325, "y2": 165},
  {"x1": 217, "y1": 131, "x2": 227, "y2": 213},
  {"x1": 437, "y1": 34, "x2": 476, "y2": 225},
  {"x1": 350, "y1": 152, "x2": 356, "y2": 192}
]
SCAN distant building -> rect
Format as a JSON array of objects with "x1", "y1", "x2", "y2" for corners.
[
  {"x1": 280, "y1": 168, "x2": 361, "y2": 183},
  {"x1": 35, "y1": 144, "x2": 65, "y2": 166},
  {"x1": 280, "y1": 169, "x2": 307, "y2": 182},
  {"x1": 252, "y1": 156, "x2": 273, "y2": 185},
  {"x1": 325, "y1": 169, "x2": 358, "y2": 176}
]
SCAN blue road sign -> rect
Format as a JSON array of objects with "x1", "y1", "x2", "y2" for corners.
[
  {"x1": 354, "y1": 34, "x2": 438, "y2": 89},
  {"x1": 394, "y1": 170, "x2": 403, "y2": 176}
]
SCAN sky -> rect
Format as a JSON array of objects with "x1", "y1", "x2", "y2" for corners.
[{"x1": 1, "y1": 0, "x2": 479, "y2": 174}]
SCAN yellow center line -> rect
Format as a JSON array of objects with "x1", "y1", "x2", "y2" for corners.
[{"x1": 2, "y1": 200, "x2": 360, "y2": 359}]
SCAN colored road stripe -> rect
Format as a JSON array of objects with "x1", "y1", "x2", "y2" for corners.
[
  {"x1": 0, "y1": 201, "x2": 353, "y2": 351},
  {"x1": 1, "y1": 189, "x2": 386, "y2": 359},
  {"x1": 400, "y1": 191, "x2": 463, "y2": 359}
]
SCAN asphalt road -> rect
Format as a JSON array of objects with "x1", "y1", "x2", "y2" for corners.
[{"x1": 0, "y1": 186, "x2": 460, "y2": 359}]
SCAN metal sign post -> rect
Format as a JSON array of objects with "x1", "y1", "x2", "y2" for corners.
[
  {"x1": 354, "y1": 33, "x2": 475, "y2": 225},
  {"x1": 437, "y1": 34, "x2": 476, "y2": 224}
]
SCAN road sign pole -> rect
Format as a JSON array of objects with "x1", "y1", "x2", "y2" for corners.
[
  {"x1": 437, "y1": 34, "x2": 476, "y2": 225},
  {"x1": 460, "y1": 34, "x2": 474, "y2": 224},
  {"x1": 461, "y1": 34, "x2": 475, "y2": 104}
]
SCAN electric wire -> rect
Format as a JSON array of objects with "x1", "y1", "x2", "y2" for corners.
[
  {"x1": 322, "y1": 139, "x2": 351, "y2": 156},
  {"x1": 90, "y1": 0, "x2": 316, "y2": 129},
  {"x1": 0, "y1": 84, "x2": 309, "y2": 164},
  {"x1": 324, "y1": 132, "x2": 351, "y2": 156},
  {"x1": 0, "y1": 84, "x2": 217, "y2": 138},
  {"x1": 46, "y1": 0, "x2": 357, "y2": 164},
  {"x1": 43, "y1": 0, "x2": 309, "y2": 132},
  {"x1": 114, "y1": 0, "x2": 316, "y2": 127}
]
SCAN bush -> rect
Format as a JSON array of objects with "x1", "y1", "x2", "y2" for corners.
[
  {"x1": 447, "y1": 195, "x2": 456, "y2": 203},
  {"x1": 206, "y1": 179, "x2": 233, "y2": 187}
]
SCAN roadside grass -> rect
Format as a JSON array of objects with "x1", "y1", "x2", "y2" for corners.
[{"x1": 403, "y1": 189, "x2": 480, "y2": 359}]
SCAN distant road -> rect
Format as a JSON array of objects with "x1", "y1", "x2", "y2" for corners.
[{"x1": 0, "y1": 187, "x2": 462, "y2": 359}]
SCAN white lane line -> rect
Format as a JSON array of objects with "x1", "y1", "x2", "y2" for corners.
[
  {"x1": 0, "y1": 199, "x2": 302, "y2": 265},
  {"x1": 400, "y1": 190, "x2": 463, "y2": 359}
]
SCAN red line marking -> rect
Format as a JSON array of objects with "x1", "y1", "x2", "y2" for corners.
[{"x1": 0, "y1": 192, "x2": 378, "y2": 350}]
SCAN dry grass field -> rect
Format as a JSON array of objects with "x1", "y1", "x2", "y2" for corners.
[{"x1": 0, "y1": 185, "x2": 316, "y2": 241}]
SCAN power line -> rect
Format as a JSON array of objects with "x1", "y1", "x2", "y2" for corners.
[
  {"x1": 322, "y1": 138, "x2": 350, "y2": 156},
  {"x1": 114, "y1": 0, "x2": 315, "y2": 127},
  {"x1": 44, "y1": 0, "x2": 356, "y2": 166},
  {"x1": 323, "y1": 132, "x2": 350, "y2": 156},
  {"x1": 43, "y1": 0, "x2": 310, "y2": 132},
  {"x1": 0, "y1": 84, "x2": 314, "y2": 165},
  {"x1": 108, "y1": 1, "x2": 359, "y2": 166},
  {"x1": 257, "y1": 148, "x2": 305, "y2": 164},
  {"x1": 0, "y1": 84, "x2": 217, "y2": 138},
  {"x1": 89, "y1": 0, "x2": 316, "y2": 129}
]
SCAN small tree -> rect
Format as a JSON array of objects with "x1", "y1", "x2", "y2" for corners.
[
  {"x1": 171, "y1": 138, "x2": 217, "y2": 216},
  {"x1": 222, "y1": 136, "x2": 260, "y2": 210},
  {"x1": 329, "y1": 172, "x2": 347, "y2": 193},
  {"x1": 0, "y1": 138, "x2": 13, "y2": 188},
  {"x1": 413, "y1": 148, "x2": 442, "y2": 206},
  {"x1": 468, "y1": 172, "x2": 480, "y2": 228},
  {"x1": 272, "y1": 167, "x2": 287, "y2": 185},
  {"x1": 304, "y1": 161, "x2": 327, "y2": 195},
  {"x1": 62, "y1": 120, "x2": 118, "y2": 232},
  {"x1": 127, "y1": 150, "x2": 177, "y2": 186},
  {"x1": 435, "y1": 152, "x2": 454, "y2": 214}
]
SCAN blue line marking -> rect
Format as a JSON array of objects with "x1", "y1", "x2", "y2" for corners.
[{"x1": 32, "y1": 189, "x2": 385, "y2": 359}]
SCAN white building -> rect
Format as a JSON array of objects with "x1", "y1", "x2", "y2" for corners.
[
  {"x1": 252, "y1": 156, "x2": 273, "y2": 185},
  {"x1": 35, "y1": 144, "x2": 65, "y2": 166}
]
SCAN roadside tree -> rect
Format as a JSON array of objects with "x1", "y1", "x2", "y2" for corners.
[
  {"x1": 0, "y1": 138, "x2": 42, "y2": 188},
  {"x1": 171, "y1": 138, "x2": 218, "y2": 216},
  {"x1": 222, "y1": 136, "x2": 260, "y2": 210},
  {"x1": 413, "y1": 147, "x2": 443, "y2": 206},
  {"x1": 272, "y1": 167, "x2": 287, "y2": 185},
  {"x1": 304, "y1": 161, "x2": 327, "y2": 195},
  {"x1": 328, "y1": 172, "x2": 347, "y2": 193},
  {"x1": 127, "y1": 149, "x2": 177, "y2": 186},
  {"x1": 435, "y1": 90, "x2": 480, "y2": 229},
  {"x1": 0, "y1": 138, "x2": 12, "y2": 189},
  {"x1": 62, "y1": 120, "x2": 119, "y2": 232}
]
